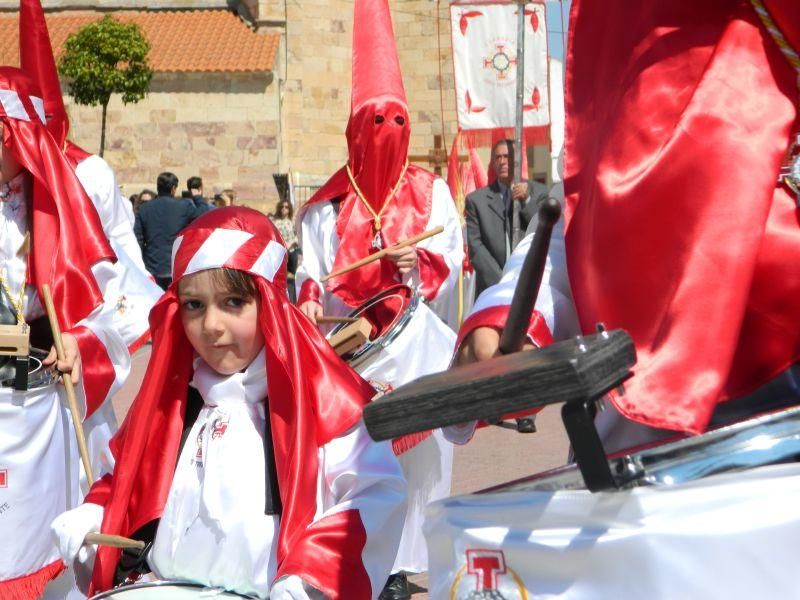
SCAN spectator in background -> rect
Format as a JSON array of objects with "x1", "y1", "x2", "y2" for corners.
[
  {"x1": 187, "y1": 176, "x2": 214, "y2": 214},
  {"x1": 213, "y1": 188, "x2": 236, "y2": 208},
  {"x1": 465, "y1": 139, "x2": 548, "y2": 297},
  {"x1": 133, "y1": 188, "x2": 156, "y2": 214},
  {"x1": 269, "y1": 199, "x2": 300, "y2": 275},
  {"x1": 134, "y1": 172, "x2": 200, "y2": 290},
  {"x1": 219, "y1": 188, "x2": 236, "y2": 206},
  {"x1": 129, "y1": 193, "x2": 139, "y2": 214}
]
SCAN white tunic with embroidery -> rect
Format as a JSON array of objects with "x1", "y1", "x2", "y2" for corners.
[
  {"x1": 150, "y1": 351, "x2": 407, "y2": 599},
  {"x1": 296, "y1": 178, "x2": 462, "y2": 575}
]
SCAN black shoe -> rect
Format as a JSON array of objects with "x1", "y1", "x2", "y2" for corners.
[{"x1": 379, "y1": 573, "x2": 411, "y2": 600}]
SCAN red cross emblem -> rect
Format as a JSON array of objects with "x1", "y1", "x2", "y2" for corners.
[{"x1": 483, "y1": 44, "x2": 517, "y2": 81}]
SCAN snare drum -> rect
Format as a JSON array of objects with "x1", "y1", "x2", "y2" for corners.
[
  {"x1": 327, "y1": 284, "x2": 456, "y2": 390},
  {"x1": 427, "y1": 408, "x2": 800, "y2": 599},
  {"x1": 90, "y1": 580, "x2": 253, "y2": 599}
]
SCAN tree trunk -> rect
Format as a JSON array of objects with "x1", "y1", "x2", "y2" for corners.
[{"x1": 99, "y1": 101, "x2": 108, "y2": 158}]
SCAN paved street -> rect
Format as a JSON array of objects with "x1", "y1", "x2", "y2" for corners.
[{"x1": 114, "y1": 346, "x2": 571, "y2": 598}]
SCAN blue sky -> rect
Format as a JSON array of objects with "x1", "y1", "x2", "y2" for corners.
[{"x1": 545, "y1": 0, "x2": 571, "y2": 62}]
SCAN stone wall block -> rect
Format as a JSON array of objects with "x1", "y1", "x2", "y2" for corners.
[
  {"x1": 161, "y1": 149, "x2": 189, "y2": 168},
  {"x1": 150, "y1": 109, "x2": 177, "y2": 123},
  {"x1": 227, "y1": 150, "x2": 244, "y2": 166},
  {"x1": 141, "y1": 137, "x2": 164, "y2": 152},
  {"x1": 184, "y1": 122, "x2": 227, "y2": 137},
  {"x1": 198, "y1": 165, "x2": 220, "y2": 181}
]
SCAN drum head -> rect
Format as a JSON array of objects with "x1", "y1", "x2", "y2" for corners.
[
  {"x1": 90, "y1": 580, "x2": 252, "y2": 599},
  {"x1": 328, "y1": 284, "x2": 417, "y2": 364}
]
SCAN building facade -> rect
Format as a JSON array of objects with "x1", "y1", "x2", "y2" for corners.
[{"x1": 0, "y1": 0, "x2": 558, "y2": 212}]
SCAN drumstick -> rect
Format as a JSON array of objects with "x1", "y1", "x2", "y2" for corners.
[
  {"x1": 316, "y1": 316, "x2": 358, "y2": 324},
  {"x1": 84, "y1": 533, "x2": 146, "y2": 550},
  {"x1": 320, "y1": 226, "x2": 444, "y2": 282},
  {"x1": 41, "y1": 284, "x2": 95, "y2": 484}
]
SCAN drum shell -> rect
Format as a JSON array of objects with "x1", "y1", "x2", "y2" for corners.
[
  {"x1": 427, "y1": 463, "x2": 800, "y2": 599},
  {"x1": 352, "y1": 299, "x2": 455, "y2": 392}
]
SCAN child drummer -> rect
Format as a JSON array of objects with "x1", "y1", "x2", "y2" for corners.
[{"x1": 52, "y1": 207, "x2": 407, "y2": 599}]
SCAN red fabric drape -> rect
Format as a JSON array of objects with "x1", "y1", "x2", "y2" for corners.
[
  {"x1": 87, "y1": 208, "x2": 375, "y2": 598},
  {"x1": 564, "y1": 0, "x2": 800, "y2": 434},
  {"x1": 0, "y1": 67, "x2": 113, "y2": 330}
]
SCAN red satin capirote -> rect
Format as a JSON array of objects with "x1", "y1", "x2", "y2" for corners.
[
  {"x1": 19, "y1": 0, "x2": 70, "y2": 147},
  {"x1": 302, "y1": 0, "x2": 444, "y2": 307},
  {"x1": 564, "y1": 0, "x2": 800, "y2": 434},
  {"x1": 0, "y1": 68, "x2": 113, "y2": 330},
  {"x1": 86, "y1": 208, "x2": 375, "y2": 599}
]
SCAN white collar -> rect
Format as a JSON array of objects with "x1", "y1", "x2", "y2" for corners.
[{"x1": 190, "y1": 347, "x2": 267, "y2": 408}]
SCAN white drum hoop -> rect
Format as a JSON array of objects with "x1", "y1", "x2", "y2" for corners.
[
  {"x1": 90, "y1": 580, "x2": 254, "y2": 599},
  {"x1": 328, "y1": 286, "x2": 420, "y2": 369}
]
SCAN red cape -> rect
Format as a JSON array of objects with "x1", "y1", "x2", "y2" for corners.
[{"x1": 564, "y1": 0, "x2": 800, "y2": 434}]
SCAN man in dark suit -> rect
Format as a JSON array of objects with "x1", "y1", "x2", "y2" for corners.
[
  {"x1": 134, "y1": 172, "x2": 201, "y2": 290},
  {"x1": 466, "y1": 139, "x2": 548, "y2": 296}
]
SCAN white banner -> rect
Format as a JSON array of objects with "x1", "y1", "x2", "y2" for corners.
[
  {"x1": 425, "y1": 463, "x2": 800, "y2": 599},
  {"x1": 450, "y1": 1, "x2": 549, "y2": 135}
]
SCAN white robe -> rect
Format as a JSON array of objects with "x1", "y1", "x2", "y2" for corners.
[
  {"x1": 0, "y1": 173, "x2": 131, "y2": 596},
  {"x1": 296, "y1": 178, "x2": 463, "y2": 574},
  {"x1": 150, "y1": 353, "x2": 407, "y2": 599}
]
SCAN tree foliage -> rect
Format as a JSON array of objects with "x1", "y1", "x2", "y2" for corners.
[
  {"x1": 58, "y1": 15, "x2": 152, "y2": 155},
  {"x1": 59, "y1": 15, "x2": 152, "y2": 106}
]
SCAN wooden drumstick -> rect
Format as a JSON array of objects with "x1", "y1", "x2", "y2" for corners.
[
  {"x1": 320, "y1": 226, "x2": 444, "y2": 282},
  {"x1": 316, "y1": 316, "x2": 358, "y2": 325},
  {"x1": 84, "y1": 533, "x2": 146, "y2": 550},
  {"x1": 41, "y1": 284, "x2": 94, "y2": 483}
]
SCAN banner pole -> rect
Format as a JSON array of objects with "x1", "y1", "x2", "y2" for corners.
[{"x1": 511, "y1": 0, "x2": 525, "y2": 248}]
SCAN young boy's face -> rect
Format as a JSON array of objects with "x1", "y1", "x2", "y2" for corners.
[{"x1": 178, "y1": 270, "x2": 265, "y2": 375}]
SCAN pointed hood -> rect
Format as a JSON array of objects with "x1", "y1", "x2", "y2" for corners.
[
  {"x1": 19, "y1": 0, "x2": 69, "y2": 147},
  {"x1": 346, "y1": 0, "x2": 411, "y2": 214},
  {"x1": 297, "y1": 0, "x2": 438, "y2": 308}
]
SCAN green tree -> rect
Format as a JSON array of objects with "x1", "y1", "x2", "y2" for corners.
[{"x1": 58, "y1": 15, "x2": 152, "y2": 157}]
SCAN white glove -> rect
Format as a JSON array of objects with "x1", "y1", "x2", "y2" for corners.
[
  {"x1": 51, "y1": 502, "x2": 104, "y2": 565},
  {"x1": 270, "y1": 575, "x2": 315, "y2": 599}
]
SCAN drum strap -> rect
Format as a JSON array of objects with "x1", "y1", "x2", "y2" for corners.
[{"x1": 263, "y1": 399, "x2": 282, "y2": 516}]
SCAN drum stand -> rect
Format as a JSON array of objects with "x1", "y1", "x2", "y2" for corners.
[
  {"x1": 560, "y1": 325, "x2": 637, "y2": 492},
  {"x1": 364, "y1": 325, "x2": 637, "y2": 494}
]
